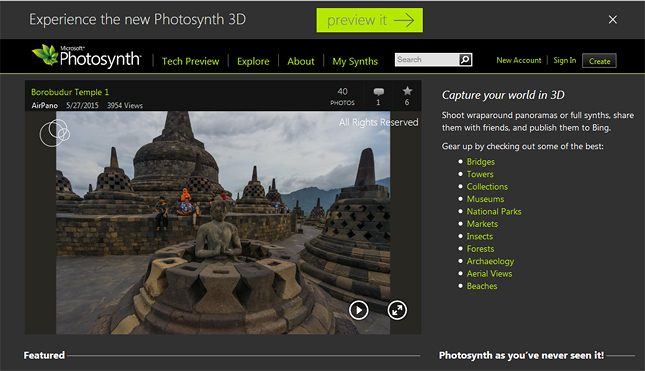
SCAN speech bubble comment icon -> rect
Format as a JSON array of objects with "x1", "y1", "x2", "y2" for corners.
[{"x1": 373, "y1": 88, "x2": 385, "y2": 96}]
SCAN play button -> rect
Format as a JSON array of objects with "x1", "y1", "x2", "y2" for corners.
[{"x1": 348, "y1": 300, "x2": 369, "y2": 321}]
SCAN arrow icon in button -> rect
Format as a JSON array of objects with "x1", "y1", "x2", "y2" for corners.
[{"x1": 394, "y1": 12, "x2": 415, "y2": 27}]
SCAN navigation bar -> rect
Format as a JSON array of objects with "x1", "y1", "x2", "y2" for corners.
[{"x1": 1, "y1": 39, "x2": 642, "y2": 73}]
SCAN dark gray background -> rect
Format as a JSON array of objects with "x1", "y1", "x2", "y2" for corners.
[
  {"x1": 0, "y1": 1, "x2": 643, "y2": 40},
  {"x1": 3, "y1": 73, "x2": 643, "y2": 371},
  {"x1": 426, "y1": 75, "x2": 644, "y2": 370},
  {"x1": 6, "y1": 74, "x2": 427, "y2": 371},
  {"x1": 2, "y1": 1, "x2": 645, "y2": 371}
]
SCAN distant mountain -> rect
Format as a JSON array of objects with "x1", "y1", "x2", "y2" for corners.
[
  {"x1": 376, "y1": 177, "x2": 390, "y2": 189},
  {"x1": 282, "y1": 177, "x2": 390, "y2": 215}
]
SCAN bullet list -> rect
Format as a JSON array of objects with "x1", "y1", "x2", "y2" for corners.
[{"x1": 458, "y1": 159, "x2": 463, "y2": 289}]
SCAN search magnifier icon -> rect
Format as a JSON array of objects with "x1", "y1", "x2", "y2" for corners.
[{"x1": 459, "y1": 53, "x2": 473, "y2": 66}]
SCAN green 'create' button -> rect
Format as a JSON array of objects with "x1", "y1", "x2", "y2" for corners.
[{"x1": 316, "y1": 8, "x2": 423, "y2": 33}]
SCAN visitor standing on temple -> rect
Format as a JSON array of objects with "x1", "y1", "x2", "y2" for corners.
[{"x1": 154, "y1": 196, "x2": 169, "y2": 231}]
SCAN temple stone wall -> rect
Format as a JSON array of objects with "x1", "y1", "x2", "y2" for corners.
[
  {"x1": 227, "y1": 213, "x2": 292, "y2": 243},
  {"x1": 133, "y1": 159, "x2": 218, "y2": 183},
  {"x1": 57, "y1": 213, "x2": 292, "y2": 256}
]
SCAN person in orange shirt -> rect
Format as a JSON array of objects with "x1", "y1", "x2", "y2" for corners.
[{"x1": 180, "y1": 188, "x2": 192, "y2": 202}]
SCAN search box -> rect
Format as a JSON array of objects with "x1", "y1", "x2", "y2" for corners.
[{"x1": 395, "y1": 53, "x2": 473, "y2": 67}]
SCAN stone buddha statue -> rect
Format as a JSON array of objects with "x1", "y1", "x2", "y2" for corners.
[{"x1": 195, "y1": 200, "x2": 242, "y2": 259}]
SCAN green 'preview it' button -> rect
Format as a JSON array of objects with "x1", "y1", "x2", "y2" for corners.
[{"x1": 316, "y1": 8, "x2": 423, "y2": 33}]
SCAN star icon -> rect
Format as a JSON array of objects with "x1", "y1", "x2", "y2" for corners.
[{"x1": 402, "y1": 86, "x2": 413, "y2": 95}]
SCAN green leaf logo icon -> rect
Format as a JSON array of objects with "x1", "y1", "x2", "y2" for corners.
[{"x1": 32, "y1": 44, "x2": 58, "y2": 66}]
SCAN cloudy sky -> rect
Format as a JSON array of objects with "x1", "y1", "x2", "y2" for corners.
[{"x1": 56, "y1": 111, "x2": 390, "y2": 196}]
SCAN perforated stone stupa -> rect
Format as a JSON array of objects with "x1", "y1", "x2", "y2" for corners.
[
  {"x1": 131, "y1": 111, "x2": 224, "y2": 203},
  {"x1": 265, "y1": 178, "x2": 284, "y2": 207},
  {"x1": 79, "y1": 147, "x2": 149, "y2": 215},
  {"x1": 185, "y1": 154, "x2": 217, "y2": 203},
  {"x1": 56, "y1": 170, "x2": 82, "y2": 213},
  {"x1": 304, "y1": 198, "x2": 325, "y2": 226},
  {"x1": 233, "y1": 166, "x2": 274, "y2": 214},
  {"x1": 300, "y1": 148, "x2": 391, "y2": 311}
]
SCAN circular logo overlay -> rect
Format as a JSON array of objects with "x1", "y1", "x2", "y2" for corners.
[{"x1": 39, "y1": 119, "x2": 70, "y2": 147}]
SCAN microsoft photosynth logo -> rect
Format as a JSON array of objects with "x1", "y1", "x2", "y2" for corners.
[{"x1": 32, "y1": 44, "x2": 59, "y2": 66}]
